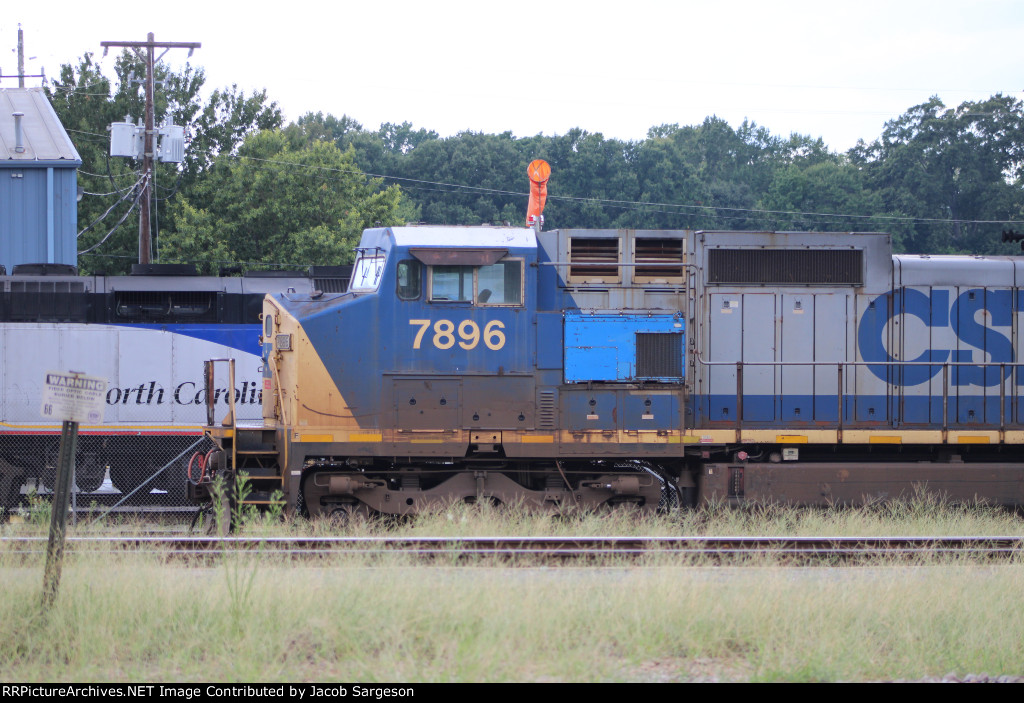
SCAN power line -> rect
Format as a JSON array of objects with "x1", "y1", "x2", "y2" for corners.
[
  {"x1": 78, "y1": 185, "x2": 145, "y2": 255},
  {"x1": 78, "y1": 170, "x2": 140, "y2": 179},
  {"x1": 77, "y1": 172, "x2": 146, "y2": 239},
  {"x1": 65, "y1": 128, "x2": 111, "y2": 139},
  {"x1": 82, "y1": 188, "x2": 130, "y2": 197},
  {"x1": 223, "y1": 153, "x2": 1024, "y2": 227}
]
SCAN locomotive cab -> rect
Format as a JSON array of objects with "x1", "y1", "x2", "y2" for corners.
[{"x1": 261, "y1": 225, "x2": 539, "y2": 433}]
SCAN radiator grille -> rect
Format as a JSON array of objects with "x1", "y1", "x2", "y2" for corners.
[
  {"x1": 314, "y1": 277, "x2": 350, "y2": 293},
  {"x1": 310, "y1": 265, "x2": 353, "y2": 294},
  {"x1": 8, "y1": 280, "x2": 88, "y2": 321},
  {"x1": 115, "y1": 290, "x2": 217, "y2": 321},
  {"x1": 708, "y1": 248, "x2": 863, "y2": 285},
  {"x1": 635, "y1": 238, "x2": 684, "y2": 282},
  {"x1": 636, "y1": 333, "x2": 683, "y2": 378},
  {"x1": 569, "y1": 237, "x2": 619, "y2": 281}
]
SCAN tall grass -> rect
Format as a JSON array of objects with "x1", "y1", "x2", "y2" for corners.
[
  {"x1": 292, "y1": 491, "x2": 1022, "y2": 539},
  {"x1": 0, "y1": 546, "x2": 1021, "y2": 681},
  {"x1": 4, "y1": 490, "x2": 1022, "y2": 538},
  {"x1": 3, "y1": 495, "x2": 1022, "y2": 681}
]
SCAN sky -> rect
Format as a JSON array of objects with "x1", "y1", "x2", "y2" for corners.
[{"x1": 5, "y1": 0, "x2": 1024, "y2": 153}]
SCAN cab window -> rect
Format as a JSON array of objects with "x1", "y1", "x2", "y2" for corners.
[
  {"x1": 350, "y1": 250, "x2": 386, "y2": 292},
  {"x1": 397, "y1": 260, "x2": 421, "y2": 300},
  {"x1": 430, "y1": 265, "x2": 473, "y2": 301},
  {"x1": 428, "y1": 259, "x2": 523, "y2": 305},
  {"x1": 477, "y1": 260, "x2": 522, "y2": 304}
]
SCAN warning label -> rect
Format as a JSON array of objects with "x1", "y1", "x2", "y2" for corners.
[{"x1": 40, "y1": 371, "x2": 108, "y2": 424}]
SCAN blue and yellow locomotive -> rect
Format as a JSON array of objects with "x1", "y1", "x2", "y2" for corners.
[{"x1": 201, "y1": 209, "x2": 1024, "y2": 518}]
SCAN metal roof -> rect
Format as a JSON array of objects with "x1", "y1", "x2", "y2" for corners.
[
  {"x1": 0, "y1": 88, "x2": 81, "y2": 165},
  {"x1": 360, "y1": 226, "x2": 537, "y2": 252}
]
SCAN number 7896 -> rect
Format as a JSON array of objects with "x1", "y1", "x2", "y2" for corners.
[{"x1": 409, "y1": 319, "x2": 506, "y2": 350}]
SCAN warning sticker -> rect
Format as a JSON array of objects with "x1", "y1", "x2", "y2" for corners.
[{"x1": 40, "y1": 371, "x2": 108, "y2": 424}]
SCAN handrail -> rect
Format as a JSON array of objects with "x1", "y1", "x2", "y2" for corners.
[
  {"x1": 693, "y1": 354, "x2": 1020, "y2": 436},
  {"x1": 696, "y1": 355, "x2": 1024, "y2": 369},
  {"x1": 203, "y1": 358, "x2": 237, "y2": 471}
]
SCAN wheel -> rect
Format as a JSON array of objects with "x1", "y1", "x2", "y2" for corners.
[
  {"x1": 73, "y1": 453, "x2": 106, "y2": 493},
  {"x1": 39, "y1": 448, "x2": 104, "y2": 493},
  {"x1": 327, "y1": 503, "x2": 369, "y2": 529},
  {"x1": 328, "y1": 504, "x2": 355, "y2": 528}
]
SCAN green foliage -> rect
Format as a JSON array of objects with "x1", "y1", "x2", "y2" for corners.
[
  {"x1": 47, "y1": 52, "x2": 283, "y2": 273},
  {"x1": 264, "y1": 490, "x2": 285, "y2": 524},
  {"x1": 162, "y1": 129, "x2": 403, "y2": 271},
  {"x1": 850, "y1": 94, "x2": 1024, "y2": 253},
  {"x1": 209, "y1": 473, "x2": 230, "y2": 536},
  {"x1": 290, "y1": 99, "x2": 1024, "y2": 255},
  {"x1": 25, "y1": 490, "x2": 51, "y2": 528},
  {"x1": 230, "y1": 471, "x2": 256, "y2": 527},
  {"x1": 758, "y1": 160, "x2": 886, "y2": 232}
]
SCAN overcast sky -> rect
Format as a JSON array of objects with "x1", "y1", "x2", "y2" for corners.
[{"x1": 5, "y1": 1, "x2": 1023, "y2": 153}]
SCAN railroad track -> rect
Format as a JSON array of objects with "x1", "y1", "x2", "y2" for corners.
[{"x1": 2, "y1": 535, "x2": 1022, "y2": 562}]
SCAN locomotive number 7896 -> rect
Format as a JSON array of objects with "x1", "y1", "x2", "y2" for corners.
[{"x1": 409, "y1": 319, "x2": 506, "y2": 351}]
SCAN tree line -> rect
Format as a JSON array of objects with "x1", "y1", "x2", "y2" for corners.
[{"x1": 48, "y1": 53, "x2": 1024, "y2": 274}]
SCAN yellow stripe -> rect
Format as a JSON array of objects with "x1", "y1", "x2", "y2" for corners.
[
  {"x1": 869, "y1": 436, "x2": 903, "y2": 444},
  {"x1": 955, "y1": 435, "x2": 990, "y2": 444},
  {"x1": 0, "y1": 421, "x2": 205, "y2": 431},
  {"x1": 298, "y1": 434, "x2": 333, "y2": 443},
  {"x1": 349, "y1": 433, "x2": 383, "y2": 443},
  {"x1": 520, "y1": 435, "x2": 554, "y2": 444},
  {"x1": 410, "y1": 439, "x2": 444, "y2": 444},
  {"x1": 776, "y1": 435, "x2": 808, "y2": 444}
]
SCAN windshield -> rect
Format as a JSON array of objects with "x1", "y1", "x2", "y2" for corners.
[{"x1": 350, "y1": 251, "x2": 386, "y2": 292}]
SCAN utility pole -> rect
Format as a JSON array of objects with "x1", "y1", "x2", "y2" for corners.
[
  {"x1": 1, "y1": 25, "x2": 45, "y2": 86},
  {"x1": 100, "y1": 33, "x2": 200, "y2": 265},
  {"x1": 17, "y1": 24, "x2": 24, "y2": 87}
]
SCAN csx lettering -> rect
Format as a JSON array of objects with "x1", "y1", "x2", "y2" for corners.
[
  {"x1": 858, "y1": 288, "x2": 1018, "y2": 387},
  {"x1": 409, "y1": 319, "x2": 506, "y2": 350}
]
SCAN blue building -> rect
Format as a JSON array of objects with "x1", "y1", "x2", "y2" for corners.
[{"x1": 0, "y1": 88, "x2": 81, "y2": 272}]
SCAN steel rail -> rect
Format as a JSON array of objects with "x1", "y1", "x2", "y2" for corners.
[{"x1": 2, "y1": 535, "x2": 1022, "y2": 562}]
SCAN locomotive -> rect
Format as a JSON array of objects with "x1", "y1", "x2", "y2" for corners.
[
  {"x1": 0, "y1": 264, "x2": 350, "y2": 512},
  {"x1": 200, "y1": 219, "x2": 1024, "y2": 520}
]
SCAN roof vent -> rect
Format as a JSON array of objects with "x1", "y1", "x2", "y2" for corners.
[
  {"x1": 12, "y1": 112, "x2": 25, "y2": 153},
  {"x1": 129, "y1": 263, "x2": 198, "y2": 276},
  {"x1": 12, "y1": 263, "x2": 79, "y2": 276},
  {"x1": 243, "y1": 270, "x2": 306, "y2": 278}
]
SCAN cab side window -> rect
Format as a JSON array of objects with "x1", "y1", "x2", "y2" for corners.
[
  {"x1": 397, "y1": 260, "x2": 422, "y2": 300},
  {"x1": 430, "y1": 265, "x2": 474, "y2": 301},
  {"x1": 427, "y1": 259, "x2": 523, "y2": 305},
  {"x1": 477, "y1": 260, "x2": 522, "y2": 305}
]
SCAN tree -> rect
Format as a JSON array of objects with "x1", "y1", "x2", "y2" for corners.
[
  {"x1": 757, "y1": 160, "x2": 889, "y2": 233},
  {"x1": 161, "y1": 130, "x2": 404, "y2": 272},
  {"x1": 849, "y1": 95, "x2": 1024, "y2": 254},
  {"x1": 46, "y1": 52, "x2": 283, "y2": 272}
]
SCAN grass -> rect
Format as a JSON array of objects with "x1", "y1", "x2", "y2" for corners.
[
  {"x1": 0, "y1": 550, "x2": 1022, "y2": 681},
  {"x1": 1, "y1": 495, "x2": 1022, "y2": 682},
  {"x1": 281, "y1": 490, "x2": 1023, "y2": 539},
  {"x1": 6, "y1": 481, "x2": 1020, "y2": 539}
]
